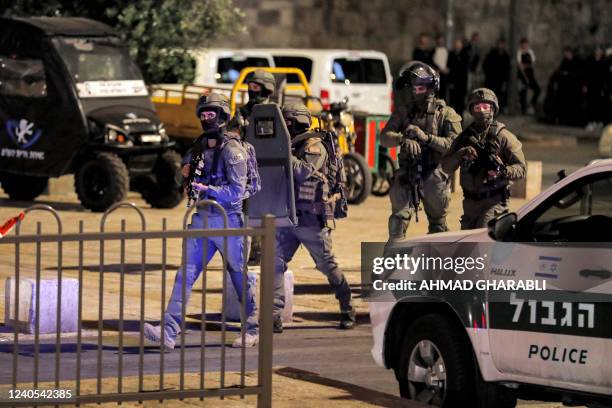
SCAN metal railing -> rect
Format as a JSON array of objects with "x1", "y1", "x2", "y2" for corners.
[{"x1": 0, "y1": 201, "x2": 275, "y2": 407}]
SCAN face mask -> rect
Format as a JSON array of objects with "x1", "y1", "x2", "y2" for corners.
[
  {"x1": 284, "y1": 117, "x2": 306, "y2": 138},
  {"x1": 199, "y1": 108, "x2": 225, "y2": 133},
  {"x1": 248, "y1": 89, "x2": 266, "y2": 104},
  {"x1": 472, "y1": 111, "x2": 494, "y2": 131}
]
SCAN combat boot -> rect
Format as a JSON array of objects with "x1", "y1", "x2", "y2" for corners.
[
  {"x1": 339, "y1": 309, "x2": 356, "y2": 330},
  {"x1": 273, "y1": 315, "x2": 283, "y2": 333}
]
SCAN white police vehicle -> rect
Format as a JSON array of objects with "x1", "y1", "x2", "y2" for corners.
[{"x1": 370, "y1": 159, "x2": 612, "y2": 407}]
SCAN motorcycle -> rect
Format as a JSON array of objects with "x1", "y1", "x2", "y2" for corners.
[{"x1": 316, "y1": 97, "x2": 372, "y2": 205}]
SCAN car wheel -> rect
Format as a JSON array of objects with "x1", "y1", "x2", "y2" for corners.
[
  {"x1": 140, "y1": 150, "x2": 184, "y2": 209},
  {"x1": 343, "y1": 152, "x2": 372, "y2": 205},
  {"x1": 75, "y1": 152, "x2": 128, "y2": 212},
  {"x1": 0, "y1": 173, "x2": 48, "y2": 201},
  {"x1": 395, "y1": 314, "x2": 476, "y2": 407}
]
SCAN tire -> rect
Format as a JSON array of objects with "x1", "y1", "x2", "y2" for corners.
[
  {"x1": 395, "y1": 314, "x2": 474, "y2": 407},
  {"x1": 0, "y1": 173, "x2": 48, "y2": 201},
  {"x1": 140, "y1": 150, "x2": 184, "y2": 209},
  {"x1": 371, "y1": 152, "x2": 395, "y2": 197},
  {"x1": 75, "y1": 152, "x2": 129, "y2": 212},
  {"x1": 343, "y1": 152, "x2": 372, "y2": 205}
]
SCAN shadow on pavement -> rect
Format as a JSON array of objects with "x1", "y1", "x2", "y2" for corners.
[
  {"x1": 54, "y1": 263, "x2": 180, "y2": 273},
  {"x1": 275, "y1": 367, "x2": 422, "y2": 407},
  {"x1": 292, "y1": 311, "x2": 370, "y2": 325},
  {"x1": 0, "y1": 198, "x2": 85, "y2": 212}
]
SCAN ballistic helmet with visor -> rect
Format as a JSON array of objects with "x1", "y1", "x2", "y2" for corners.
[
  {"x1": 395, "y1": 61, "x2": 440, "y2": 93},
  {"x1": 468, "y1": 88, "x2": 499, "y2": 114}
]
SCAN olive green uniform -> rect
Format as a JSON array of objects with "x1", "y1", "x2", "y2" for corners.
[
  {"x1": 441, "y1": 121, "x2": 526, "y2": 229},
  {"x1": 380, "y1": 98, "x2": 462, "y2": 239}
]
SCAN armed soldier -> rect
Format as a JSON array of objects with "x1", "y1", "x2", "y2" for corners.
[
  {"x1": 273, "y1": 102, "x2": 355, "y2": 333},
  {"x1": 381, "y1": 61, "x2": 462, "y2": 241},
  {"x1": 144, "y1": 93, "x2": 259, "y2": 349},
  {"x1": 230, "y1": 69, "x2": 277, "y2": 134},
  {"x1": 229, "y1": 69, "x2": 276, "y2": 266},
  {"x1": 441, "y1": 88, "x2": 526, "y2": 229}
]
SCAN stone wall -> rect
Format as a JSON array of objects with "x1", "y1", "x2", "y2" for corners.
[{"x1": 217, "y1": 0, "x2": 610, "y2": 86}]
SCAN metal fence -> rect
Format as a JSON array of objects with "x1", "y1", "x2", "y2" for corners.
[{"x1": 0, "y1": 201, "x2": 275, "y2": 407}]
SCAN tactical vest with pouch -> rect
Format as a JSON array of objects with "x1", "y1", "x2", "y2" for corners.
[{"x1": 294, "y1": 131, "x2": 348, "y2": 221}]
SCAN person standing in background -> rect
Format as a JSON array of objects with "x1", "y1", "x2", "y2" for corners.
[
  {"x1": 447, "y1": 39, "x2": 470, "y2": 117},
  {"x1": 412, "y1": 33, "x2": 435, "y2": 67},
  {"x1": 517, "y1": 37, "x2": 541, "y2": 115},
  {"x1": 433, "y1": 33, "x2": 450, "y2": 101},
  {"x1": 465, "y1": 32, "x2": 482, "y2": 89},
  {"x1": 584, "y1": 46, "x2": 611, "y2": 130},
  {"x1": 483, "y1": 39, "x2": 511, "y2": 112}
]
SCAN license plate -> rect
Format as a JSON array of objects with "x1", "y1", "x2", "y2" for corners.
[{"x1": 140, "y1": 134, "x2": 161, "y2": 143}]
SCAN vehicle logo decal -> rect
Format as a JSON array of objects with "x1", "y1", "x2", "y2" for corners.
[{"x1": 6, "y1": 119, "x2": 43, "y2": 149}]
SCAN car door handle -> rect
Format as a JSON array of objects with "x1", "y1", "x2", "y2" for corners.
[{"x1": 579, "y1": 269, "x2": 612, "y2": 279}]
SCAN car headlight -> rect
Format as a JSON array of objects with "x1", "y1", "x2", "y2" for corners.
[
  {"x1": 158, "y1": 124, "x2": 168, "y2": 141},
  {"x1": 105, "y1": 125, "x2": 129, "y2": 145}
]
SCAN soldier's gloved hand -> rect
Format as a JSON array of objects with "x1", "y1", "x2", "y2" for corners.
[
  {"x1": 459, "y1": 146, "x2": 478, "y2": 161},
  {"x1": 191, "y1": 182, "x2": 209, "y2": 192},
  {"x1": 405, "y1": 125, "x2": 429, "y2": 143},
  {"x1": 404, "y1": 139, "x2": 422, "y2": 159}
]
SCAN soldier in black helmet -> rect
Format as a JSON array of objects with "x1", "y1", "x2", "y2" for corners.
[
  {"x1": 144, "y1": 92, "x2": 259, "y2": 349},
  {"x1": 273, "y1": 102, "x2": 356, "y2": 333},
  {"x1": 231, "y1": 68, "x2": 277, "y2": 132},
  {"x1": 441, "y1": 88, "x2": 526, "y2": 229},
  {"x1": 231, "y1": 69, "x2": 276, "y2": 266},
  {"x1": 381, "y1": 61, "x2": 462, "y2": 241}
]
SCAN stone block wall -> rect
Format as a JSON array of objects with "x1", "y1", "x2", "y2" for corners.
[{"x1": 217, "y1": 0, "x2": 610, "y2": 87}]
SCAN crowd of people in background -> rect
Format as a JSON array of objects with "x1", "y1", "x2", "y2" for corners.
[{"x1": 411, "y1": 32, "x2": 612, "y2": 129}]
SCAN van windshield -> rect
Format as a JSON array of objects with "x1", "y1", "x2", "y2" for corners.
[
  {"x1": 216, "y1": 57, "x2": 270, "y2": 83},
  {"x1": 331, "y1": 58, "x2": 387, "y2": 84},
  {"x1": 53, "y1": 37, "x2": 144, "y2": 82},
  {"x1": 272, "y1": 56, "x2": 313, "y2": 83}
]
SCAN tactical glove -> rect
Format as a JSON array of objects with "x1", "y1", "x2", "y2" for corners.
[
  {"x1": 405, "y1": 124, "x2": 429, "y2": 143},
  {"x1": 459, "y1": 146, "x2": 478, "y2": 161},
  {"x1": 403, "y1": 139, "x2": 422, "y2": 159}
]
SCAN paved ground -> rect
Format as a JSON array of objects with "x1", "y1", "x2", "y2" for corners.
[{"x1": 0, "y1": 130, "x2": 597, "y2": 407}]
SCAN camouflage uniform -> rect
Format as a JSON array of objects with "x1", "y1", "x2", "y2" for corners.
[
  {"x1": 274, "y1": 103, "x2": 355, "y2": 331},
  {"x1": 380, "y1": 97, "x2": 462, "y2": 239},
  {"x1": 441, "y1": 88, "x2": 526, "y2": 229}
]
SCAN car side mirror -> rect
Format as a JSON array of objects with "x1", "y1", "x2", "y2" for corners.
[{"x1": 488, "y1": 212, "x2": 517, "y2": 241}]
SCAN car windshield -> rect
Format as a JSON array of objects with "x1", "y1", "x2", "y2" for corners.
[
  {"x1": 272, "y1": 56, "x2": 313, "y2": 83},
  {"x1": 216, "y1": 56, "x2": 270, "y2": 83},
  {"x1": 53, "y1": 37, "x2": 144, "y2": 82},
  {"x1": 331, "y1": 58, "x2": 387, "y2": 84}
]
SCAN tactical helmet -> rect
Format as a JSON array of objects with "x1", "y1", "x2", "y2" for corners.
[
  {"x1": 396, "y1": 61, "x2": 440, "y2": 93},
  {"x1": 196, "y1": 92, "x2": 231, "y2": 118},
  {"x1": 282, "y1": 102, "x2": 312, "y2": 128},
  {"x1": 247, "y1": 69, "x2": 276, "y2": 95},
  {"x1": 468, "y1": 88, "x2": 499, "y2": 114}
]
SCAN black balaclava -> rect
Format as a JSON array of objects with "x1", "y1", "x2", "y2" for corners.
[
  {"x1": 472, "y1": 107, "x2": 495, "y2": 133},
  {"x1": 200, "y1": 108, "x2": 227, "y2": 145},
  {"x1": 248, "y1": 84, "x2": 270, "y2": 105},
  {"x1": 284, "y1": 117, "x2": 308, "y2": 139}
]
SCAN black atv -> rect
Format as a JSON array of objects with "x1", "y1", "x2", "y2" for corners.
[{"x1": 0, "y1": 17, "x2": 183, "y2": 211}]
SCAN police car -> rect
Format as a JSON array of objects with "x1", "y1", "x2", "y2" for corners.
[{"x1": 369, "y1": 159, "x2": 612, "y2": 407}]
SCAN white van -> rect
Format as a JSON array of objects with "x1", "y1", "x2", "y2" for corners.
[{"x1": 190, "y1": 48, "x2": 393, "y2": 115}]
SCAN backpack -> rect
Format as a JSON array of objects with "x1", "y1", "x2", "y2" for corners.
[
  {"x1": 240, "y1": 139, "x2": 262, "y2": 199},
  {"x1": 318, "y1": 131, "x2": 348, "y2": 219}
]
